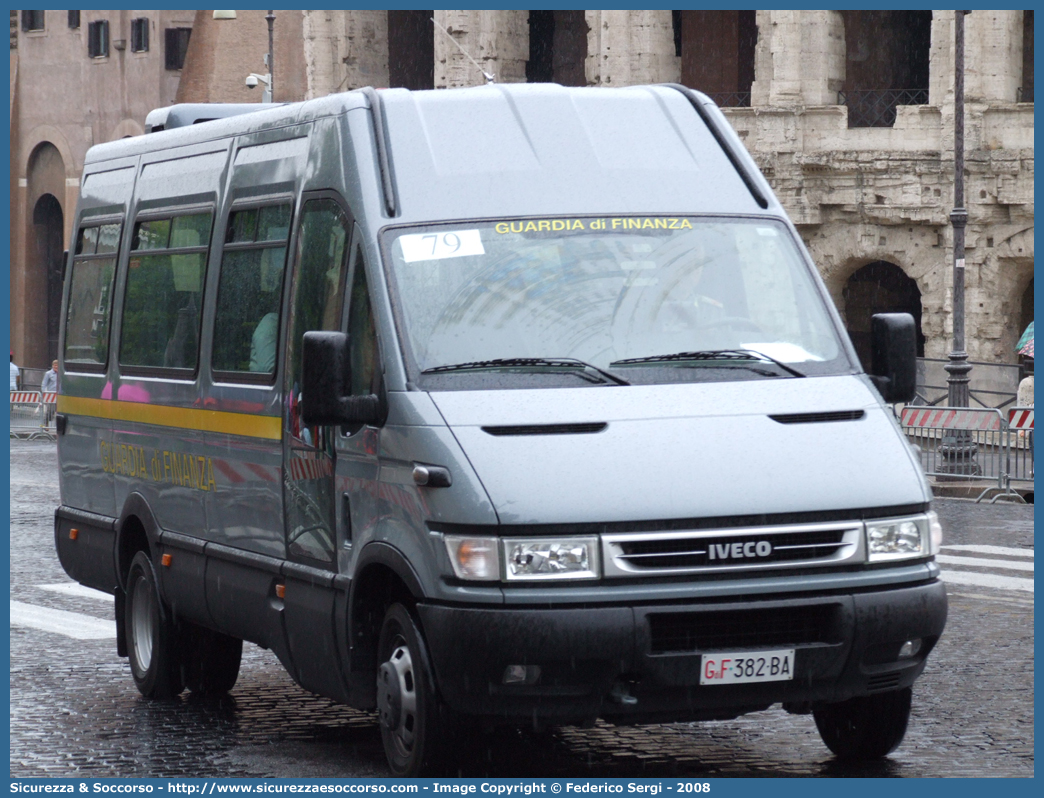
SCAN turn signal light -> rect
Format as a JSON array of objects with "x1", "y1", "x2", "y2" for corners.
[
  {"x1": 69, "y1": 528, "x2": 79, "y2": 540},
  {"x1": 275, "y1": 584, "x2": 286, "y2": 599},
  {"x1": 161, "y1": 554, "x2": 172, "y2": 567}
]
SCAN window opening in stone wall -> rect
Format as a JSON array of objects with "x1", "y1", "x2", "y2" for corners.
[
  {"x1": 388, "y1": 10, "x2": 434, "y2": 90},
  {"x1": 839, "y1": 10, "x2": 931, "y2": 128},
  {"x1": 677, "y1": 10, "x2": 756, "y2": 107},
  {"x1": 843, "y1": 261, "x2": 925, "y2": 370},
  {"x1": 1019, "y1": 10, "x2": 1033, "y2": 102},
  {"x1": 527, "y1": 10, "x2": 587, "y2": 86},
  {"x1": 68, "y1": 11, "x2": 80, "y2": 30},
  {"x1": 131, "y1": 18, "x2": 149, "y2": 53},
  {"x1": 164, "y1": 27, "x2": 191, "y2": 70},
  {"x1": 21, "y1": 11, "x2": 44, "y2": 32},
  {"x1": 33, "y1": 195, "x2": 64, "y2": 364},
  {"x1": 87, "y1": 19, "x2": 108, "y2": 58}
]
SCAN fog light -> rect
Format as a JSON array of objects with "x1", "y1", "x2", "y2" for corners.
[
  {"x1": 898, "y1": 639, "x2": 922, "y2": 659},
  {"x1": 444, "y1": 536, "x2": 500, "y2": 580},
  {"x1": 503, "y1": 664, "x2": 541, "y2": 684},
  {"x1": 866, "y1": 515, "x2": 927, "y2": 561},
  {"x1": 503, "y1": 536, "x2": 600, "y2": 581}
]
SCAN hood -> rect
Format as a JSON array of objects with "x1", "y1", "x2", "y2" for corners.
[{"x1": 430, "y1": 376, "x2": 927, "y2": 525}]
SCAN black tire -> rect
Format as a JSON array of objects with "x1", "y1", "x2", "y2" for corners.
[
  {"x1": 813, "y1": 687, "x2": 912, "y2": 760},
  {"x1": 125, "y1": 551, "x2": 184, "y2": 699},
  {"x1": 181, "y1": 622, "x2": 243, "y2": 695},
  {"x1": 376, "y1": 603, "x2": 451, "y2": 776}
]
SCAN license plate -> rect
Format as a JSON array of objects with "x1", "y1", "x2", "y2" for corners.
[{"x1": 700, "y1": 649, "x2": 795, "y2": 685}]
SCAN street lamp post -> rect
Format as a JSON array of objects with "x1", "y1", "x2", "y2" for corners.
[
  {"x1": 940, "y1": 9, "x2": 980, "y2": 476},
  {"x1": 266, "y1": 10, "x2": 275, "y2": 102}
]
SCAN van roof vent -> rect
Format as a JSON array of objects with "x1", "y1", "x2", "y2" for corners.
[
  {"x1": 482, "y1": 423, "x2": 608, "y2": 436},
  {"x1": 144, "y1": 103, "x2": 281, "y2": 133},
  {"x1": 769, "y1": 410, "x2": 865, "y2": 425}
]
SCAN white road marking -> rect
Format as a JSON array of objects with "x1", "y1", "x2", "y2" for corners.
[
  {"x1": 941, "y1": 544, "x2": 1033, "y2": 559},
  {"x1": 949, "y1": 592, "x2": 1034, "y2": 607},
  {"x1": 939, "y1": 571, "x2": 1034, "y2": 593},
  {"x1": 10, "y1": 601, "x2": 116, "y2": 639},
  {"x1": 37, "y1": 582, "x2": 114, "y2": 602},
  {"x1": 936, "y1": 554, "x2": 1034, "y2": 573}
]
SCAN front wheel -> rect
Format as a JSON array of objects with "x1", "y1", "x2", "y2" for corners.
[
  {"x1": 376, "y1": 603, "x2": 451, "y2": 776},
  {"x1": 813, "y1": 687, "x2": 912, "y2": 760},
  {"x1": 125, "y1": 551, "x2": 184, "y2": 699}
]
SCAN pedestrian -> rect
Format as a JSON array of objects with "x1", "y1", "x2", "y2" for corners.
[
  {"x1": 1017, "y1": 366, "x2": 1033, "y2": 478},
  {"x1": 10, "y1": 351, "x2": 20, "y2": 392},
  {"x1": 41, "y1": 360, "x2": 59, "y2": 393}
]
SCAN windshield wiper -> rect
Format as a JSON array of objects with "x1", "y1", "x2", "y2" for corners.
[
  {"x1": 610, "y1": 349, "x2": 805, "y2": 378},
  {"x1": 422, "y1": 357, "x2": 630, "y2": 385}
]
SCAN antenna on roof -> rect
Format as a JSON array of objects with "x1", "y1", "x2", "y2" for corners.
[{"x1": 431, "y1": 17, "x2": 495, "y2": 85}]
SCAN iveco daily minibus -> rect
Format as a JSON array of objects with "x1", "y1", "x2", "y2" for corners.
[{"x1": 55, "y1": 84, "x2": 946, "y2": 775}]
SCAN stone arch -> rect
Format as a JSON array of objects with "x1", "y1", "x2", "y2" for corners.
[
  {"x1": 33, "y1": 194, "x2": 65, "y2": 363},
  {"x1": 21, "y1": 141, "x2": 69, "y2": 368},
  {"x1": 109, "y1": 118, "x2": 145, "y2": 141},
  {"x1": 842, "y1": 260, "x2": 926, "y2": 370},
  {"x1": 19, "y1": 124, "x2": 76, "y2": 181}
]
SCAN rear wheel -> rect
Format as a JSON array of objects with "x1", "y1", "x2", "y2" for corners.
[
  {"x1": 376, "y1": 603, "x2": 451, "y2": 776},
  {"x1": 181, "y1": 622, "x2": 243, "y2": 695},
  {"x1": 125, "y1": 551, "x2": 184, "y2": 699},
  {"x1": 813, "y1": 687, "x2": 912, "y2": 760}
]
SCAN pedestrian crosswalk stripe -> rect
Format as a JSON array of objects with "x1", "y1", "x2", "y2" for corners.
[
  {"x1": 37, "y1": 582, "x2": 113, "y2": 602},
  {"x1": 939, "y1": 571, "x2": 1034, "y2": 593},
  {"x1": 936, "y1": 554, "x2": 1033, "y2": 573},
  {"x1": 9, "y1": 601, "x2": 116, "y2": 639},
  {"x1": 941, "y1": 544, "x2": 1033, "y2": 559}
]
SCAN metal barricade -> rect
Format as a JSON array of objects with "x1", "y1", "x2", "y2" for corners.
[
  {"x1": 1006, "y1": 407, "x2": 1034, "y2": 483},
  {"x1": 9, "y1": 391, "x2": 52, "y2": 440},
  {"x1": 899, "y1": 406, "x2": 1016, "y2": 502}
]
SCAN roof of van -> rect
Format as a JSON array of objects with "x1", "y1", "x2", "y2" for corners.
[{"x1": 85, "y1": 84, "x2": 780, "y2": 222}]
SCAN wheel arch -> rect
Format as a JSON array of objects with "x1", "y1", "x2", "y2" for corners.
[
  {"x1": 115, "y1": 493, "x2": 163, "y2": 592},
  {"x1": 346, "y1": 542, "x2": 425, "y2": 709}
]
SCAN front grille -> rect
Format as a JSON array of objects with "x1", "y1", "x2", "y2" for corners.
[
  {"x1": 648, "y1": 604, "x2": 842, "y2": 653},
  {"x1": 867, "y1": 673, "x2": 902, "y2": 692},
  {"x1": 603, "y1": 521, "x2": 863, "y2": 576}
]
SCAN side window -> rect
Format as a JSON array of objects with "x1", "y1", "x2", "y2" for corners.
[
  {"x1": 64, "y1": 222, "x2": 121, "y2": 369},
  {"x1": 120, "y1": 211, "x2": 212, "y2": 372},
  {"x1": 347, "y1": 244, "x2": 379, "y2": 398},
  {"x1": 211, "y1": 203, "x2": 291, "y2": 380},
  {"x1": 284, "y1": 198, "x2": 350, "y2": 441}
]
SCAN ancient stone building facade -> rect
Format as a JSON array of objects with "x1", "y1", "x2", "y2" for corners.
[{"x1": 10, "y1": 10, "x2": 1033, "y2": 372}]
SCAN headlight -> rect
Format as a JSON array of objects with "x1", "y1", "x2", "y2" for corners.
[
  {"x1": 444, "y1": 536, "x2": 500, "y2": 580},
  {"x1": 866, "y1": 513, "x2": 937, "y2": 562},
  {"x1": 503, "y1": 536, "x2": 600, "y2": 581}
]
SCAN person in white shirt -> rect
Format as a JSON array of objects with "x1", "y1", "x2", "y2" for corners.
[
  {"x1": 10, "y1": 352, "x2": 20, "y2": 392},
  {"x1": 41, "y1": 360, "x2": 59, "y2": 392}
]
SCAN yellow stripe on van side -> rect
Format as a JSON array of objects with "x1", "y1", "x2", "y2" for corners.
[{"x1": 56, "y1": 396, "x2": 282, "y2": 440}]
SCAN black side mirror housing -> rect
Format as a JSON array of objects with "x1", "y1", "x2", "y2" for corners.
[
  {"x1": 301, "y1": 331, "x2": 380, "y2": 426},
  {"x1": 869, "y1": 313, "x2": 917, "y2": 403}
]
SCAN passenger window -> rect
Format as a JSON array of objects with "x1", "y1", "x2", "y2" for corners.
[
  {"x1": 64, "y1": 222, "x2": 121, "y2": 369},
  {"x1": 120, "y1": 211, "x2": 212, "y2": 371},
  {"x1": 347, "y1": 245, "x2": 379, "y2": 398},
  {"x1": 211, "y1": 203, "x2": 291, "y2": 378}
]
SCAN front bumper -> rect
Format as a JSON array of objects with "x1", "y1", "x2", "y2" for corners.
[{"x1": 417, "y1": 578, "x2": 947, "y2": 723}]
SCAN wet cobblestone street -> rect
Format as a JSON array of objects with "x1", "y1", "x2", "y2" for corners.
[{"x1": 9, "y1": 441, "x2": 1034, "y2": 778}]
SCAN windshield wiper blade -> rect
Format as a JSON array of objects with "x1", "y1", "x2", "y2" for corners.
[
  {"x1": 610, "y1": 349, "x2": 805, "y2": 378},
  {"x1": 422, "y1": 357, "x2": 630, "y2": 385}
]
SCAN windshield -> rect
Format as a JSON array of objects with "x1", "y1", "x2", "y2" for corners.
[{"x1": 382, "y1": 216, "x2": 851, "y2": 390}]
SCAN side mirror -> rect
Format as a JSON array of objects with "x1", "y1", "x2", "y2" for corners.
[
  {"x1": 301, "y1": 331, "x2": 379, "y2": 426},
  {"x1": 869, "y1": 313, "x2": 917, "y2": 403}
]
